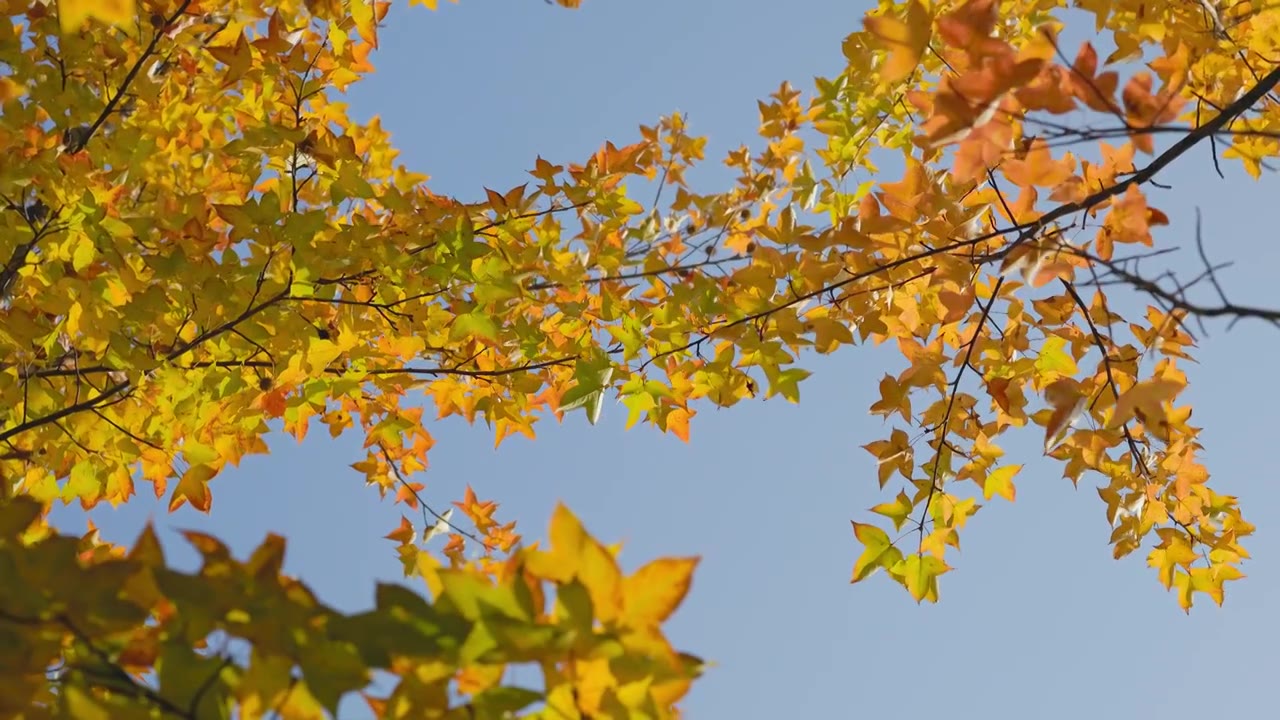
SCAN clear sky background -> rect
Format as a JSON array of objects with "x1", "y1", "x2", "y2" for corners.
[{"x1": 50, "y1": 1, "x2": 1280, "y2": 717}]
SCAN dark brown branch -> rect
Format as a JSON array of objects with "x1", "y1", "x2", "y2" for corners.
[
  {"x1": 914, "y1": 276, "x2": 1004, "y2": 550},
  {"x1": 1067, "y1": 247, "x2": 1280, "y2": 328},
  {"x1": 11, "y1": 355, "x2": 575, "y2": 383},
  {"x1": 640, "y1": 261, "x2": 941, "y2": 371},
  {"x1": 1010, "y1": 62, "x2": 1280, "y2": 248},
  {"x1": 1060, "y1": 280, "x2": 1151, "y2": 475},
  {"x1": 377, "y1": 445, "x2": 492, "y2": 552},
  {"x1": 86, "y1": 0, "x2": 197, "y2": 145},
  {"x1": 0, "y1": 275, "x2": 290, "y2": 444}
]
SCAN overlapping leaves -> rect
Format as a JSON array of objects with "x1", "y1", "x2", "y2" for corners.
[
  {"x1": 0, "y1": 496, "x2": 701, "y2": 719},
  {"x1": 0, "y1": 3, "x2": 1269, "y2": 715}
]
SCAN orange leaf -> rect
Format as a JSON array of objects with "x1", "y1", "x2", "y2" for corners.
[
  {"x1": 452, "y1": 485, "x2": 497, "y2": 532},
  {"x1": 1001, "y1": 138, "x2": 1074, "y2": 188},
  {"x1": 1043, "y1": 379, "x2": 1085, "y2": 452},
  {"x1": 168, "y1": 464, "x2": 217, "y2": 513},
  {"x1": 1068, "y1": 42, "x2": 1119, "y2": 114},
  {"x1": 666, "y1": 407, "x2": 692, "y2": 443},
  {"x1": 395, "y1": 481, "x2": 425, "y2": 509},
  {"x1": 257, "y1": 388, "x2": 288, "y2": 418},
  {"x1": 1111, "y1": 378, "x2": 1184, "y2": 429},
  {"x1": 384, "y1": 516, "x2": 414, "y2": 544},
  {"x1": 623, "y1": 557, "x2": 700, "y2": 627},
  {"x1": 864, "y1": 1, "x2": 932, "y2": 84},
  {"x1": 936, "y1": 0, "x2": 996, "y2": 50}
]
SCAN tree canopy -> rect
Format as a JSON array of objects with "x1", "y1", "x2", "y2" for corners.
[{"x1": 1, "y1": 0, "x2": 1275, "y2": 716}]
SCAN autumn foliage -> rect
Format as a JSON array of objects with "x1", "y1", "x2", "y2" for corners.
[{"x1": 0, "y1": 0, "x2": 1274, "y2": 715}]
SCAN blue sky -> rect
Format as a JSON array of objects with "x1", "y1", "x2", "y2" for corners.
[{"x1": 51, "y1": 1, "x2": 1280, "y2": 717}]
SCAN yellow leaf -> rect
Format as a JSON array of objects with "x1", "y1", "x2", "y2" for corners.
[
  {"x1": 863, "y1": 1, "x2": 932, "y2": 84},
  {"x1": 892, "y1": 554, "x2": 949, "y2": 603},
  {"x1": 1110, "y1": 378, "x2": 1184, "y2": 429},
  {"x1": 71, "y1": 234, "x2": 96, "y2": 272},
  {"x1": 182, "y1": 440, "x2": 220, "y2": 467},
  {"x1": 1148, "y1": 532, "x2": 1197, "y2": 583},
  {"x1": 0, "y1": 77, "x2": 25, "y2": 102},
  {"x1": 579, "y1": 534, "x2": 623, "y2": 623},
  {"x1": 63, "y1": 686, "x2": 112, "y2": 720},
  {"x1": 169, "y1": 464, "x2": 218, "y2": 513},
  {"x1": 983, "y1": 464, "x2": 1020, "y2": 501},
  {"x1": 525, "y1": 504, "x2": 623, "y2": 621},
  {"x1": 352, "y1": 0, "x2": 378, "y2": 47},
  {"x1": 64, "y1": 461, "x2": 99, "y2": 504},
  {"x1": 59, "y1": 0, "x2": 135, "y2": 32},
  {"x1": 622, "y1": 557, "x2": 699, "y2": 627},
  {"x1": 526, "y1": 503, "x2": 586, "y2": 583},
  {"x1": 1043, "y1": 379, "x2": 1085, "y2": 452},
  {"x1": 1035, "y1": 335, "x2": 1078, "y2": 378},
  {"x1": 851, "y1": 522, "x2": 903, "y2": 583},
  {"x1": 308, "y1": 338, "x2": 346, "y2": 371},
  {"x1": 870, "y1": 491, "x2": 914, "y2": 531}
]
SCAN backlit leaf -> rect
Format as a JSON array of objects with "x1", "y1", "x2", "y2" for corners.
[{"x1": 864, "y1": 1, "x2": 932, "y2": 84}]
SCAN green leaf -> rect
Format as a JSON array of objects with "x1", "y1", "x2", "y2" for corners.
[
  {"x1": 0, "y1": 497, "x2": 42, "y2": 540},
  {"x1": 450, "y1": 311, "x2": 500, "y2": 343},
  {"x1": 459, "y1": 620, "x2": 500, "y2": 664},
  {"x1": 1035, "y1": 335, "x2": 1078, "y2": 377},
  {"x1": 560, "y1": 366, "x2": 614, "y2": 425},
  {"x1": 437, "y1": 568, "x2": 530, "y2": 621},
  {"x1": 555, "y1": 579, "x2": 594, "y2": 636},
  {"x1": 156, "y1": 640, "x2": 233, "y2": 720},
  {"x1": 621, "y1": 388, "x2": 657, "y2": 429},
  {"x1": 606, "y1": 318, "x2": 646, "y2": 359},
  {"x1": 331, "y1": 611, "x2": 442, "y2": 667},
  {"x1": 296, "y1": 638, "x2": 369, "y2": 716},
  {"x1": 331, "y1": 161, "x2": 376, "y2": 202},
  {"x1": 472, "y1": 686, "x2": 544, "y2": 720}
]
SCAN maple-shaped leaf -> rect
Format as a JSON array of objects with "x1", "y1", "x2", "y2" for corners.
[
  {"x1": 59, "y1": 0, "x2": 135, "y2": 32},
  {"x1": 935, "y1": 0, "x2": 996, "y2": 49},
  {"x1": 622, "y1": 557, "x2": 700, "y2": 628},
  {"x1": 1148, "y1": 533, "x2": 1197, "y2": 590},
  {"x1": 423, "y1": 508, "x2": 454, "y2": 543},
  {"x1": 982, "y1": 464, "x2": 1020, "y2": 501},
  {"x1": 0, "y1": 497, "x2": 42, "y2": 540},
  {"x1": 864, "y1": 1, "x2": 932, "y2": 84},
  {"x1": 168, "y1": 464, "x2": 218, "y2": 513},
  {"x1": 526, "y1": 504, "x2": 623, "y2": 622},
  {"x1": 869, "y1": 491, "x2": 914, "y2": 531},
  {"x1": 665, "y1": 407, "x2": 693, "y2": 443},
  {"x1": 384, "y1": 516, "x2": 415, "y2": 545},
  {"x1": 1035, "y1": 336, "x2": 1079, "y2": 379},
  {"x1": 892, "y1": 554, "x2": 949, "y2": 603},
  {"x1": 869, "y1": 374, "x2": 912, "y2": 420},
  {"x1": 851, "y1": 522, "x2": 903, "y2": 583},
  {"x1": 559, "y1": 366, "x2": 614, "y2": 425},
  {"x1": 1110, "y1": 378, "x2": 1184, "y2": 429},
  {"x1": 453, "y1": 485, "x2": 497, "y2": 533},
  {"x1": 1043, "y1": 379, "x2": 1086, "y2": 452}
]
